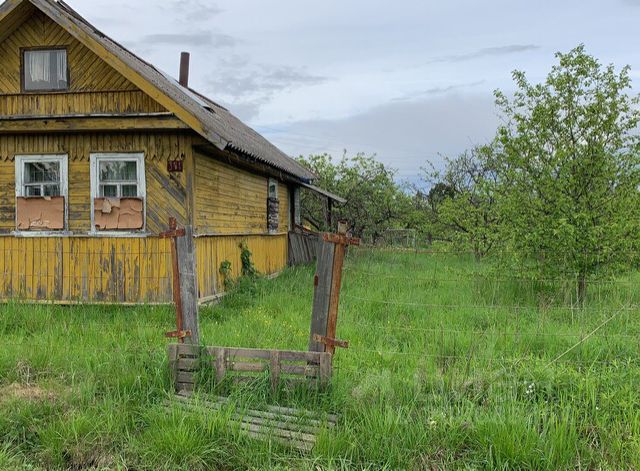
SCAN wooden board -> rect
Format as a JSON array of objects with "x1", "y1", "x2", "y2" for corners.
[
  {"x1": 308, "y1": 237, "x2": 335, "y2": 352},
  {"x1": 167, "y1": 390, "x2": 339, "y2": 452},
  {"x1": 288, "y1": 230, "x2": 318, "y2": 266},
  {"x1": 170, "y1": 343, "x2": 332, "y2": 392}
]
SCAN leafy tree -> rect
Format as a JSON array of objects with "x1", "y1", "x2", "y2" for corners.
[
  {"x1": 297, "y1": 153, "x2": 410, "y2": 241},
  {"x1": 495, "y1": 45, "x2": 640, "y2": 300},
  {"x1": 426, "y1": 144, "x2": 501, "y2": 258}
]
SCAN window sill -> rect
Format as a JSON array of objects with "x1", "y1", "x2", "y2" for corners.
[
  {"x1": 12, "y1": 230, "x2": 72, "y2": 237},
  {"x1": 87, "y1": 231, "x2": 150, "y2": 238},
  {"x1": 11, "y1": 231, "x2": 152, "y2": 238}
]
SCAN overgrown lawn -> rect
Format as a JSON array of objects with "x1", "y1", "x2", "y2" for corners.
[{"x1": 1, "y1": 248, "x2": 639, "y2": 469}]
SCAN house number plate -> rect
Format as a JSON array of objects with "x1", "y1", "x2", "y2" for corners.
[{"x1": 167, "y1": 160, "x2": 184, "y2": 172}]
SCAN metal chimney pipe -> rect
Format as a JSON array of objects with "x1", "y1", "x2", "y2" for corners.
[{"x1": 179, "y1": 52, "x2": 190, "y2": 87}]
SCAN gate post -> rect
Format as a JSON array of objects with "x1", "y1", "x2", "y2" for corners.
[
  {"x1": 308, "y1": 221, "x2": 359, "y2": 354},
  {"x1": 161, "y1": 218, "x2": 200, "y2": 345}
]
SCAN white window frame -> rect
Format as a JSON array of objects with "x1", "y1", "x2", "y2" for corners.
[
  {"x1": 14, "y1": 154, "x2": 68, "y2": 233},
  {"x1": 90, "y1": 152, "x2": 146, "y2": 235}
]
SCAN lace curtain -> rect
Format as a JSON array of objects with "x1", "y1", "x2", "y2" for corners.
[
  {"x1": 28, "y1": 50, "x2": 50, "y2": 83},
  {"x1": 26, "y1": 50, "x2": 67, "y2": 87}
]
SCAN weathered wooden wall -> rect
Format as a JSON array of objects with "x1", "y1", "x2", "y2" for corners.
[
  {"x1": 288, "y1": 231, "x2": 318, "y2": 266},
  {"x1": 0, "y1": 132, "x2": 193, "y2": 234},
  {"x1": 196, "y1": 234, "x2": 288, "y2": 298},
  {"x1": 0, "y1": 233, "x2": 288, "y2": 303},
  {"x1": 0, "y1": 236, "x2": 172, "y2": 303},
  {"x1": 194, "y1": 150, "x2": 290, "y2": 235},
  {"x1": 0, "y1": 8, "x2": 166, "y2": 115}
]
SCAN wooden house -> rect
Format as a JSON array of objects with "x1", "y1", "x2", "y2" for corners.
[{"x1": 0, "y1": 0, "x2": 342, "y2": 304}]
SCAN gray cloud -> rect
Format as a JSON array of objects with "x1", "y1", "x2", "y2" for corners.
[
  {"x1": 430, "y1": 45, "x2": 540, "y2": 63},
  {"x1": 222, "y1": 98, "x2": 271, "y2": 121},
  {"x1": 204, "y1": 60, "x2": 329, "y2": 119},
  {"x1": 394, "y1": 80, "x2": 486, "y2": 102},
  {"x1": 138, "y1": 31, "x2": 237, "y2": 49},
  {"x1": 264, "y1": 93, "x2": 499, "y2": 181},
  {"x1": 209, "y1": 64, "x2": 328, "y2": 98},
  {"x1": 167, "y1": 0, "x2": 224, "y2": 22}
]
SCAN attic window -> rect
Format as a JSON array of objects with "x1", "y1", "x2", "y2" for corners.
[{"x1": 23, "y1": 49, "x2": 68, "y2": 92}]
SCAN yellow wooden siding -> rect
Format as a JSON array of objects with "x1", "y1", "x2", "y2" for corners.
[
  {"x1": 0, "y1": 90, "x2": 166, "y2": 116},
  {"x1": 196, "y1": 234, "x2": 288, "y2": 297},
  {"x1": 0, "y1": 10, "x2": 165, "y2": 115},
  {"x1": 194, "y1": 151, "x2": 292, "y2": 235},
  {"x1": 0, "y1": 236, "x2": 172, "y2": 303},
  {"x1": 0, "y1": 132, "x2": 192, "y2": 233},
  {"x1": 0, "y1": 234, "x2": 287, "y2": 303},
  {"x1": 194, "y1": 151, "x2": 268, "y2": 234}
]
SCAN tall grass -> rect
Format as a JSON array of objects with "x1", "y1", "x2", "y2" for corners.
[{"x1": 0, "y1": 248, "x2": 639, "y2": 469}]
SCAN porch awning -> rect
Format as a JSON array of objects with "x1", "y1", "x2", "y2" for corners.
[{"x1": 300, "y1": 182, "x2": 347, "y2": 204}]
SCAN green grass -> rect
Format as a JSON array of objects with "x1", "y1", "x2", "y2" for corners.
[{"x1": 1, "y1": 247, "x2": 640, "y2": 469}]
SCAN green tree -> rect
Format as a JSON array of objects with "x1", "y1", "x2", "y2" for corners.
[
  {"x1": 297, "y1": 153, "x2": 410, "y2": 240},
  {"x1": 495, "y1": 45, "x2": 640, "y2": 300},
  {"x1": 426, "y1": 144, "x2": 501, "y2": 258}
]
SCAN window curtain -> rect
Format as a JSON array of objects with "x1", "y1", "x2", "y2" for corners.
[
  {"x1": 28, "y1": 51, "x2": 50, "y2": 83},
  {"x1": 56, "y1": 50, "x2": 67, "y2": 83}
]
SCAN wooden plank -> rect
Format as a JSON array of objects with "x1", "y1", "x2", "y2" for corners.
[
  {"x1": 319, "y1": 353, "x2": 332, "y2": 386},
  {"x1": 176, "y1": 343, "x2": 201, "y2": 357},
  {"x1": 176, "y1": 225, "x2": 200, "y2": 345},
  {"x1": 176, "y1": 371, "x2": 195, "y2": 384},
  {"x1": 227, "y1": 361, "x2": 268, "y2": 373},
  {"x1": 325, "y1": 239, "x2": 346, "y2": 355},
  {"x1": 0, "y1": 115, "x2": 188, "y2": 133},
  {"x1": 171, "y1": 395, "x2": 332, "y2": 429},
  {"x1": 170, "y1": 398, "x2": 321, "y2": 438},
  {"x1": 280, "y1": 364, "x2": 319, "y2": 376},
  {"x1": 176, "y1": 357, "x2": 199, "y2": 370},
  {"x1": 204, "y1": 346, "x2": 327, "y2": 363},
  {"x1": 215, "y1": 347, "x2": 226, "y2": 382},
  {"x1": 309, "y1": 237, "x2": 335, "y2": 352},
  {"x1": 167, "y1": 343, "x2": 178, "y2": 387},
  {"x1": 270, "y1": 350, "x2": 280, "y2": 392}
]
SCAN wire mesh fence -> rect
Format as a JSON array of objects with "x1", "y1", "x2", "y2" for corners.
[{"x1": 333, "y1": 243, "x2": 640, "y2": 381}]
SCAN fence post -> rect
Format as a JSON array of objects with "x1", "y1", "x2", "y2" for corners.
[
  {"x1": 161, "y1": 219, "x2": 200, "y2": 346},
  {"x1": 308, "y1": 221, "x2": 359, "y2": 354},
  {"x1": 308, "y1": 237, "x2": 335, "y2": 352},
  {"x1": 176, "y1": 225, "x2": 200, "y2": 345}
]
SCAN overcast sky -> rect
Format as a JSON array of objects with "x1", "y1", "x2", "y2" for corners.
[{"x1": 71, "y1": 0, "x2": 640, "y2": 183}]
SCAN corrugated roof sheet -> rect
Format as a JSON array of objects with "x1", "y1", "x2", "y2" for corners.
[
  {"x1": 30, "y1": 0, "x2": 316, "y2": 181},
  {"x1": 300, "y1": 182, "x2": 346, "y2": 204}
]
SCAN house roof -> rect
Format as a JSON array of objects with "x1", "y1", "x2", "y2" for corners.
[{"x1": 0, "y1": 0, "x2": 316, "y2": 182}]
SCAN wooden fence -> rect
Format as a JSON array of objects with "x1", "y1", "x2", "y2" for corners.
[
  {"x1": 168, "y1": 343, "x2": 332, "y2": 392},
  {"x1": 288, "y1": 230, "x2": 318, "y2": 266}
]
